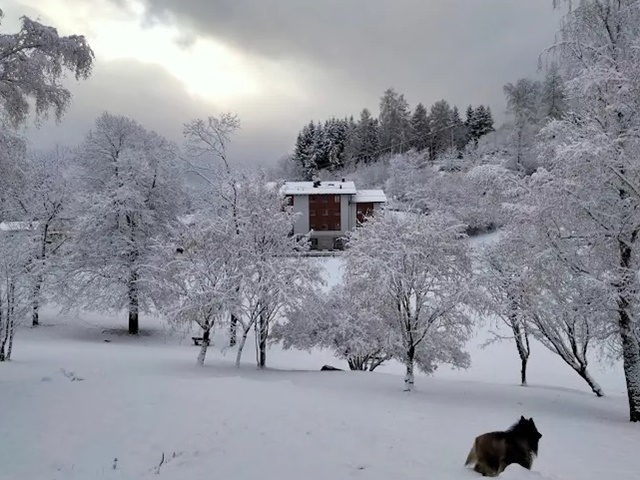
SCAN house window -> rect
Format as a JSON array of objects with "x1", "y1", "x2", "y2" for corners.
[
  {"x1": 334, "y1": 195, "x2": 340, "y2": 203},
  {"x1": 309, "y1": 196, "x2": 316, "y2": 203},
  {"x1": 323, "y1": 210, "x2": 329, "y2": 216}
]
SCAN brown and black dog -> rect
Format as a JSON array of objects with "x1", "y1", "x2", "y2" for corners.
[{"x1": 464, "y1": 416, "x2": 542, "y2": 477}]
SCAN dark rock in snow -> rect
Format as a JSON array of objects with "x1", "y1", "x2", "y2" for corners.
[{"x1": 320, "y1": 365, "x2": 343, "y2": 371}]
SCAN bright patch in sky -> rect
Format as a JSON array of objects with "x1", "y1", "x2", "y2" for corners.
[{"x1": 15, "y1": 0, "x2": 262, "y2": 103}]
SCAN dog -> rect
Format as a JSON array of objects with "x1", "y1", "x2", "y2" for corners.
[{"x1": 464, "y1": 416, "x2": 542, "y2": 477}]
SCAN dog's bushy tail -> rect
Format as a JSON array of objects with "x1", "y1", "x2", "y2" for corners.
[{"x1": 464, "y1": 439, "x2": 477, "y2": 466}]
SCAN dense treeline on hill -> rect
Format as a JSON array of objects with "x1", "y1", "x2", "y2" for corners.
[{"x1": 291, "y1": 88, "x2": 495, "y2": 179}]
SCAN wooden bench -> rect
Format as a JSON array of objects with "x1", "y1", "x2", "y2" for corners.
[{"x1": 191, "y1": 337, "x2": 212, "y2": 346}]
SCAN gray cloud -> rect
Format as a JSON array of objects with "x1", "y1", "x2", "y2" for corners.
[
  {"x1": 136, "y1": 0, "x2": 562, "y2": 117},
  {"x1": 24, "y1": 59, "x2": 304, "y2": 166},
  {"x1": 11, "y1": 0, "x2": 565, "y2": 166}
]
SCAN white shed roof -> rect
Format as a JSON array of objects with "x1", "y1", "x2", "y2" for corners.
[
  {"x1": 0, "y1": 221, "x2": 39, "y2": 232},
  {"x1": 281, "y1": 181, "x2": 357, "y2": 195},
  {"x1": 353, "y1": 189, "x2": 387, "y2": 203}
]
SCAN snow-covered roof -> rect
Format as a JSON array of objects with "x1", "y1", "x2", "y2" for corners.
[
  {"x1": 281, "y1": 181, "x2": 357, "y2": 195},
  {"x1": 353, "y1": 190, "x2": 387, "y2": 203},
  {"x1": 0, "y1": 221, "x2": 40, "y2": 232}
]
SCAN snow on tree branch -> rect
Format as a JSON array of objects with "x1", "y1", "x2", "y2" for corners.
[{"x1": 0, "y1": 9, "x2": 94, "y2": 127}]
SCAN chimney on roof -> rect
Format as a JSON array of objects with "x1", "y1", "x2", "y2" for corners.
[
  {"x1": 341, "y1": 178, "x2": 345, "y2": 182},
  {"x1": 313, "y1": 180, "x2": 321, "y2": 188}
]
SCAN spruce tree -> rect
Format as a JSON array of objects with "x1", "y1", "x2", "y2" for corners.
[
  {"x1": 342, "y1": 115, "x2": 359, "y2": 167},
  {"x1": 451, "y1": 106, "x2": 469, "y2": 151},
  {"x1": 293, "y1": 121, "x2": 319, "y2": 180},
  {"x1": 378, "y1": 88, "x2": 411, "y2": 155},
  {"x1": 476, "y1": 105, "x2": 495, "y2": 138},
  {"x1": 355, "y1": 108, "x2": 380, "y2": 164},
  {"x1": 410, "y1": 103, "x2": 431, "y2": 154},
  {"x1": 429, "y1": 99, "x2": 454, "y2": 159}
]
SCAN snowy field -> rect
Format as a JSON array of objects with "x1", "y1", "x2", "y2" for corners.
[{"x1": 1, "y1": 246, "x2": 639, "y2": 480}]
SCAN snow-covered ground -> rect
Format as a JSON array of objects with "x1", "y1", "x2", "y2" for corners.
[{"x1": 1, "y1": 244, "x2": 638, "y2": 480}]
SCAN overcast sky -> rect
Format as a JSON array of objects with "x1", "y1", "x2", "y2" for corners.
[{"x1": 5, "y1": 0, "x2": 562, "y2": 166}]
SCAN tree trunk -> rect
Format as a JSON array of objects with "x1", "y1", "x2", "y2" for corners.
[
  {"x1": 347, "y1": 356, "x2": 367, "y2": 371},
  {"x1": 32, "y1": 225, "x2": 49, "y2": 327},
  {"x1": 512, "y1": 321, "x2": 530, "y2": 387},
  {"x1": 0, "y1": 285, "x2": 13, "y2": 362},
  {"x1": 618, "y1": 240, "x2": 640, "y2": 421},
  {"x1": 6, "y1": 314, "x2": 14, "y2": 361},
  {"x1": 127, "y1": 272, "x2": 139, "y2": 335},
  {"x1": 31, "y1": 278, "x2": 42, "y2": 327},
  {"x1": 369, "y1": 354, "x2": 391, "y2": 372},
  {"x1": 196, "y1": 328, "x2": 211, "y2": 366},
  {"x1": 577, "y1": 367, "x2": 604, "y2": 397},
  {"x1": 520, "y1": 357, "x2": 528, "y2": 387},
  {"x1": 257, "y1": 313, "x2": 268, "y2": 369},
  {"x1": 235, "y1": 329, "x2": 250, "y2": 367},
  {"x1": 617, "y1": 296, "x2": 640, "y2": 419},
  {"x1": 0, "y1": 294, "x2": 5, "y2": 361},
  {"x1": 404, "y1": 361, "x2": 414, "y2": 392},
  {"x1": 229, "y1": 285, "x2": 240, "y2": 347},
  {"x1": 403, "y1": 343, "x2": 416, "y2": 391},
  {"x1": 0, "y1": 319, "x2": 8, "y2": 362},
  {"x1": 229, "y1": 314, "x2": 237, "y2": 347}
]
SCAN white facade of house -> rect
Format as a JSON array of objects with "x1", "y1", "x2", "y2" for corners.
[{"x1": 280, "y1": 180, "x2": 387, "y2": 250}]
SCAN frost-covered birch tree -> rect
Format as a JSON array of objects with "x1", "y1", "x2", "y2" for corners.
[
  {"x1": 22, "y1": 146, "x2": 74, "y2": 326},
  {"x1": 481, "y1": 237, "x2": 533, "y2": 387},
  {"x1": 344, "y1": 211, "x2": 474, "y2": 391},
  {"x1": 231, "y1": 179, "x2": 322, "y2": 368},
  {"x1": 529, "y1": 0, "x2": 640, "y2": 420},
  {"x1": 154, "y1": 213, "x2": 241, "y2": 366},
  {"x1": 523, "y1": 252, "x2": 607, "y2": 397},
  {"x1": 60, "y1": 112, "x2": 185, "y2": 334},
  {"x1": 0, "y1": 231, "x2": 31, "y2": 361},
  {"x1": 0, "y1": 8, "x2": 94, "y2": 127},
  {"x1": 481, "y1": 222, "x2": 607, "y2": 396},
  {"x1": 182, "y1": 113, "x2": 243, "y2": 347}
]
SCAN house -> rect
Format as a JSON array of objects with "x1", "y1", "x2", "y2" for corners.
[{"x1": 281, "y1": 180, "x2": 387, "y2": 250}]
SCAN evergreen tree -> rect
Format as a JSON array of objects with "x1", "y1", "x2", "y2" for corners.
[
  {"x1": 378, "y1": 88, "x2": 411, "y2": 155},
  {"x1": 451, "y1": 106, "x2": 469, "y2": 152},
  {"x1": 342, "y1": 115, "x2": 359, "y2": 167},
  {"x1": 293, "y1": 121, "x2": 320, "y2": 180},
  {"x1": 465, "y1": 105, "x2": 475, "y2": 128},
  {"x1": 466, "y1": 105, "x2": 495, "y2": 145},
  {"x1": 354, "y1": 108, "x2": 380, "y2": 164},
  {"x1": 429, "y1": 99, "x2": 454, "y2": 159},
  {"x1": 410, "y1": 103, "x2": 431, "y2": 154},
  {"x1": 321, "y1": 118, "x2": 349, "y2": 170},
  {"x1": 476, "y1": 105, "x2": 495, "y2": 138}
]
